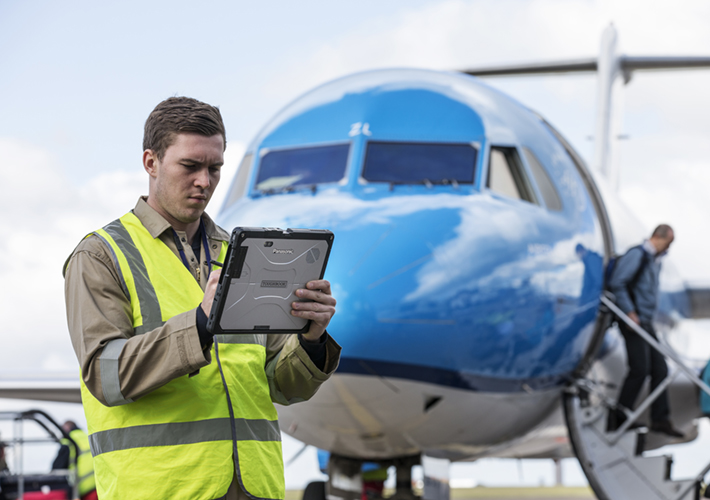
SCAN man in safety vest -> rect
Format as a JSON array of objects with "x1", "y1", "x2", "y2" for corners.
[
  {"x1": 52, "y1": 421, "x2": 97, "y2": 500},
  {"x1": 63, "y1": 96, "x2": 341, "y2": 500}
]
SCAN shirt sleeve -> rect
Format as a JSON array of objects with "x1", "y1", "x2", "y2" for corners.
[
  {"x1": 264, "y1": 332, "x2": 341, "y2": 406},
  {"x1": 64, "y1": 236, "x2": 210, "y2": 407},
  {"x1": 609, "y1": 247, "x2": 644, "y2": 315}
]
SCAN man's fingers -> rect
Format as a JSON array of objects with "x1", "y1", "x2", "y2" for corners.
[
  {"x1": 291, "y1": 308, "x2": 333, "y2": 325},
  {"x1": 296, "y1": 288, "x2": 336, "y2": 306},
  {"x1": 291, "y1": 301, "x2": 333, "y2": 313},
  {"x1": 306, "y1": 279, "x2": 332, "y2": 295}
]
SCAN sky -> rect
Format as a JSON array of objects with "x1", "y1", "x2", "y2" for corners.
[{"x1": 1, "y1": 0, "x2": 710, "y2": 490}]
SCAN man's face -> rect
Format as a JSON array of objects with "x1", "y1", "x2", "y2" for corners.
[
  {"x1": 653, "y1": 231, "x2": 675, "y2": 255},
  {"x1": 145, "y1": 133, "x2": 224, "y2": 229}
]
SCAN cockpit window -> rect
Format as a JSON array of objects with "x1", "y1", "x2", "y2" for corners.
[
  {"x1": 362, "y1": 142, "x2": 477, "y2": 185},
  {"x1": 255, "y1": 143, "x2": 349, "y2": 192},
  {"x1": 487, "y1": 147, "x2": 538, "y2": 204},
  {"x1": 522, "y1": 147, "x2": 563, "y2": 211}
]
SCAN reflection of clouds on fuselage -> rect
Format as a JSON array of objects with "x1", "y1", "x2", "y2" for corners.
[
  {"x1": 404, "y1": 195, "x2": 602, "y2": 304},
  {"x1": 221, "y1": 189, "x2": 466, "y2": 228},
  {"x1": 220, "y1": 188, "x2": 606, "y2": 380}
]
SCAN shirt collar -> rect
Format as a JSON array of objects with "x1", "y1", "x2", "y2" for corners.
[
  {"x1": 132, "y1": 196, "x2": 229, "y2": 242},
  {"x1": 642, "y1": 239, "x2": 661, "y2": 259},
  {"x1": 642, "y1": 239, "x2": 657, "y2": 256}
]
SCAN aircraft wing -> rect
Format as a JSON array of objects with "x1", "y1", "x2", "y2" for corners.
[
  {"x1": 0, "y1": 374, "x2": 81, "y2": 404},
  {"x1": 461, "y1": 56, "x2": 710, "y2": 77},
  {"x1": 460, "y1": 58, "x2": 597, "y2": 77},
  {"x1": 622, "y1": 56, "x2": 710, "y2": 71}
]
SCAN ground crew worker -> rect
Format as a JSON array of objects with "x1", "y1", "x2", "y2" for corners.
[
  {"x1": 63, "y1": 96, "x2": 341, "y2": 500},
  {"x1": 52, "y1": 421, "x2": 97, "y2": 500}
]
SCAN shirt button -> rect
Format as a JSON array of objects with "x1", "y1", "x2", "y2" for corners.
[
  {"x1": 181, "y1": 238, "x2": 186, "y2": 242},
  {"x1": 212, "y1": 244, "x2": 217, "y2": 249},
  {"x1": 191, "y1": 257, "x2": 195, "y2": 262}
]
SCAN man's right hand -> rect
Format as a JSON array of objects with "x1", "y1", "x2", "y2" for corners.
[
  {"x1": 628, "y1": 311, "x2": 640, "y2": 325},
  {"x1": 201, "y1": 270, "x2": 222, "y2": 317}
]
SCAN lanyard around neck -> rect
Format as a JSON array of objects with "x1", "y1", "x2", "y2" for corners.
[{"x1": 171, "y1": 218, "x2": 211, "y2": 280}]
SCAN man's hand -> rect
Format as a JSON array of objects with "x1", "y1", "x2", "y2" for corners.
[
  {"x1": 628, "y1": 311, "x2": 640, "y2": 325},
  {"x1": 292, "y1": 280, "x2": 336, "y2": 342},
  {"x1": 201, "y1": 270, "x2": 222, "y2": 317}
]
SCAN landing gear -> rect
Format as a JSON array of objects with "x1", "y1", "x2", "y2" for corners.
[
  {"x1": 307, "y1": 453, "x2": 449, "y2": 500},
  {"x1": 390, "y1": 456, "x2": 419, "y2": 500},
  {"x1": 303, "y1": 481, "x2": 326, "y2": 500},
  {"x1": 303, "y1": 455, "x2": 436, "y2": 500},
  {"x1": 325, "y1": 455, "x2": 362, "y2": 500}
]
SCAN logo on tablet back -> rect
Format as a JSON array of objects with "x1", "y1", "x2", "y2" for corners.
[
  {"x1": 273, "y1": 249, "x2": 293, "y2": 254},
  {"x1": 261, "y1": 280, "x2": 288, "y2": 288}
]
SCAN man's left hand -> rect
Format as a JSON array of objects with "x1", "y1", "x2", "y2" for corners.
[{"x1": 292, "y1": 280, "x2": 336, "y2": 342}]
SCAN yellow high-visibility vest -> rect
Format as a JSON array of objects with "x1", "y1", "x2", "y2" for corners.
[
  {"x1": 80, "y1": 212, "x2": 284, "y2": 500},
  {"x1": 60, "y1": 428, "x2": 96, "y2": 496}
]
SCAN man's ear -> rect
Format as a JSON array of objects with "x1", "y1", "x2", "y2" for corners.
[{"x1": 143, "y1": 149, "x2": 159, "y2": 178}]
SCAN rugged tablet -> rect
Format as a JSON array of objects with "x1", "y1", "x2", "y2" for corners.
[{"x1": 207, "y1": 227, "x2": 334, "y2": 335}]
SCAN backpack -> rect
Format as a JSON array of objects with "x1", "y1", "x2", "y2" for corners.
[{"x1": 604, "y1": 244, "x2": 651, "y2": 302}]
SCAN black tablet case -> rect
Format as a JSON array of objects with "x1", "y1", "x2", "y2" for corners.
[{"x1": 207, "y1": 227, "x2": 334, "y2": 335}]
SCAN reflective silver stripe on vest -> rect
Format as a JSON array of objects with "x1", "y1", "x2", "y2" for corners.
[
  {"x1": 103, "y1": 219, "x2": 164, "y2": 335},
  {"x1": 214, "y1": 334, "x2": 266, "y2": 345},
  {"x1": 99, "y1": 338, "x2": 133, "y2": 406},
  {"x1": 235, "y1": 418, "x2": 281, "y2": 442},
  {"x1": 89, "y1": 417, "x2": 279, "y2": 456}
]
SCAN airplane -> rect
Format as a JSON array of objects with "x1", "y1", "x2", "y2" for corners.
[
  {"x1": 214, "y1": 24, "x2": 710, "y2": 500},
  {"x1": 2, "y1": 24, "x2": 710, "y2": 500}
]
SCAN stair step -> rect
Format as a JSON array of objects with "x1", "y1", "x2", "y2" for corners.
[
  {"x1": 632, "y1": 455, "x2": 672, "y2": 482},
  {"x1": 603, "y1": 460, "x2": 672, "y2": 498},
  {"x1": 658, "y1": 479, "x2": 698, "y2": 500}
]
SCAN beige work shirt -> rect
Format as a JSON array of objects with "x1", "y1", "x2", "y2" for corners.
[{"x1": 64, "y1": 197, "x2": 341, "y2": 409}]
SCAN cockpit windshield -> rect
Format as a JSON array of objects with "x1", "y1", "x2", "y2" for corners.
[
  {"x1": 363, "y1": 141, "x2": 477, "y2": 185},
  {"x1": 255, "y1": 143, "x2": 350, "y2": 192}
]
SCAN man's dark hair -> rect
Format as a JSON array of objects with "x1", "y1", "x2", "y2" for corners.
[
  {"x1": 143, "y1": 97, "x2": 226, "y2": 160},
  {"x1": 652, "y1": 224, "x2": 674, "y2": 239}
]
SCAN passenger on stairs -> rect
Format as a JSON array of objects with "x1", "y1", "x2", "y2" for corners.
[{"x1": 606, "y1": 224, "x2": 684, "y2": 438}]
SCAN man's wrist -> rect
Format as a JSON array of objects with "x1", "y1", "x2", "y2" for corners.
[
  {"x1": 300, "y1": 332, "x2": 326, "y2": 344},
  {"x1": 196, "y1": 305, "x2": 214, "y2": 349},
  {"x1": 298, "y1": 332, "x2": 328, "y2": 371}
]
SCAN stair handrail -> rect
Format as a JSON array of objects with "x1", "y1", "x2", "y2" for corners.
[
  {"x1": 601, "y1": 294, "x2": 710, "y2": 396},
  {"x1": 601, "y1": 293, "x2": 710, "y2": 500}
]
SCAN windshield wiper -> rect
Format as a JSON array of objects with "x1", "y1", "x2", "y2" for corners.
[{"x1": 259, "y1": 184, "x2": 318, "y2": 196}]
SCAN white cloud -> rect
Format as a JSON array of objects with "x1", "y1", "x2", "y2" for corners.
[
  {"x1": 0, "y1": 137, "x2": 246, "y2": 372},
  {"x1": 264, "y1": 0, "x2": 710, "y2": 104},
  {"x1": 0, "y1": 138, "x2": 144, "y2": 371}
]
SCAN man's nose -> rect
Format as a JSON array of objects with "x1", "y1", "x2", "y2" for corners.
[{"x1": 194, "y1": 168, "x2": 210, "y2": 188}]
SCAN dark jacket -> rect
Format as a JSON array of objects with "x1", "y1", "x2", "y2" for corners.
[{"x1": 609, "y1": 244, "x2": 661, "y2": 324}]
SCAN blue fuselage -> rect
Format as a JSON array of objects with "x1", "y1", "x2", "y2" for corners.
[{"x1": 218, "y1": 69, "x2": 606, "y2": 396}]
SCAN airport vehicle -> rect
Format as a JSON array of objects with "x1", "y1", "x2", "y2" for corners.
[
  {"x1": 0, "y1": 410, "x2": 77, "y2": 500},
  {"x1": 1, "y1": 25, "x2": 709, "y2": 500},
  {"x1": 214, "y1": 25, "x2": 710, "y2": 500}
]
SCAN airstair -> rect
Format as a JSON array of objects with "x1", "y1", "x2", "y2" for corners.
[{"x1": 563, "y1": 294, "x2": 710, "y2": 500}]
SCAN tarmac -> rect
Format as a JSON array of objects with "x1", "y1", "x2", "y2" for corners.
[
  {"x1": 285, "y1": 486, "x2": 596, "y2": 500},
  {"x1": 451, "y1": 487, "x2": 595, "y2": 499}
]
